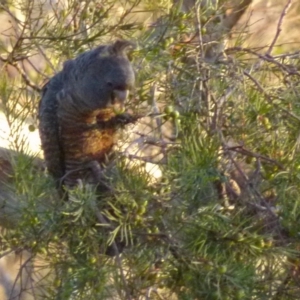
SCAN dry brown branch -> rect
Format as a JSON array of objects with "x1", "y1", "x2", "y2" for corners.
[
  {"x1": 226, "y1": 145, "x2": 285, "y2": 169},
  {"x1": 227, "y1": 46, "x2": 300, "y2": 76},
  {"x1": 210, "y1": 86, "x2": 236, "y2": 132},
  {"x1": 266, "y1": 0, "x2": 293, "y2": 56},
  {"x1": 9, "y1": 61, "x2": 41, "y2": 92},
  {"x1": 9, "y1": 252, "x2": 34, "y2": 300},
  {"x1": 221, "y1": 137, "x2": 278, "y2": 219},
  {"x1": 243, "y1": 70, "x2": 300, "y2": 123}
]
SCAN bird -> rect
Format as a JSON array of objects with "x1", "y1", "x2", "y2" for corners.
[
  {"x1": 38, "y1": 40, "x2": 136, "y2": 256},
  {"x1": 38, "y1": 40, "x2": 135, "y2": 190}
]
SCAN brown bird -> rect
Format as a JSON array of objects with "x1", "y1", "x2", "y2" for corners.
[
  {"x1": 38, "y1": 40, "x2": 136, "y2": 256},
  {"x1": 38, "y1": 40, "x2": 135, "y2": 189}
]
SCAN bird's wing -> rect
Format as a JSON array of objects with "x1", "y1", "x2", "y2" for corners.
[{"x1": 38, "y1": 75, "x2": 65, "y2": 184}]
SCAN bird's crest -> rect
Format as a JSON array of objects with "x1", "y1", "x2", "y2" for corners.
[
  {"x1": 98, "y1": 40, "x2": 135, "y2": 59},
  {"x1": 111, "y1": 40, "x2": 135, "y2": 55}
]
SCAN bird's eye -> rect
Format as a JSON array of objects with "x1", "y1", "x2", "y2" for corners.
[{"x1": 107, "y1": 82, "x2": 113, "y2": 87}]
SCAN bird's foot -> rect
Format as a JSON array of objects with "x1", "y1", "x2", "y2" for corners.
[{"x1": 113, "y1": 112, "x2": 138, "y2": 126}]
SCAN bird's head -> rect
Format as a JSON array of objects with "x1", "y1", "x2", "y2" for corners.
[{"x1": 67, "y1": 40, "x2": 135, "y2": 115}]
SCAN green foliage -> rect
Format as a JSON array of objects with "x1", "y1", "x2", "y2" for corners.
[{"x1": 1, "y1": 0, "x2": 300, "y2": 299}]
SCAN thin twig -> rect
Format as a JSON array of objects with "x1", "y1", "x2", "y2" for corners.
[
  {"x1": 210, "y1": 86, "x2": 236, "y2": 132},
  {"x1": 226, "y1": 145, "x2": 285, "y2": 169},
  {"x1": 227, "y1": 46, "x2": 300, "y2": 76},
  {"x1": 92, "y1": 200, "x2": 132, "y2": 300},
  {"x1": 221, "y1": 134, "x2": 278, "y2": 219},
  {"x1": 9, "y1": 252, "x2": 34, "y2": 300},
  {"x1": 243, "y1": 70, "x2": 300, "y2": 123},
  {"x1": 121, "y1": 152, "x2": 167, "y2": 164},
  {"x1": 266, "y1": 0, "x2": 293, "y2": 56},
  {"x1": 10, "y1": 61, "x2": 41, "y2": 92}
]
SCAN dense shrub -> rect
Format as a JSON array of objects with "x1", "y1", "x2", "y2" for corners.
[{"x1": 0, "y1": 0, "x2": 300, "y2": 299}]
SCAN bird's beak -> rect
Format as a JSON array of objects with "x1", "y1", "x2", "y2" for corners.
[
  {"x1": 111, "y1": 89, "x2": 129, "y2": 112},
  {"x1": 113, "y1": 89, "x2": 129, "y2": 103}
]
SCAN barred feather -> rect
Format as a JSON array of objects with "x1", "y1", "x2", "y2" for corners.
[{"x1": 38, "y1": 40, "x2": 135, "y2": 189}]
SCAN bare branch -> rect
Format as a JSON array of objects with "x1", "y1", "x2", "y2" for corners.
[{"x1": 266, "y1": 0, "x2": 293, "y2": 56}]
